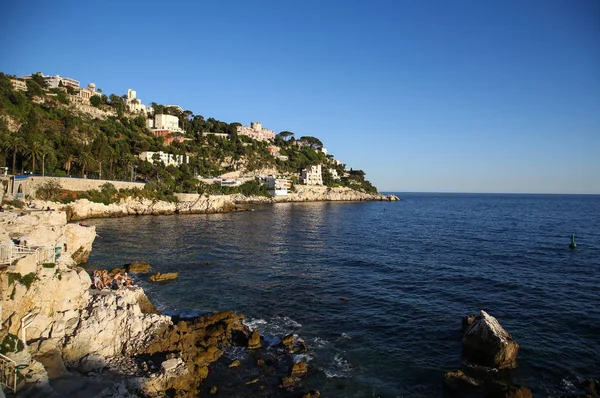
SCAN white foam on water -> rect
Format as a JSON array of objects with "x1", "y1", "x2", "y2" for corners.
[
  {"x1": 223, "y1": 346, "x2": 248, "y2": 361},
  {"x1": 292, "y1": 353, "x2": 314, "y2": 363},
  {"x1": 340, "y1": 332, "x2": 352, "y2": 339},
  {"x1": 311, "y1": 337, "x2": 330, "y2": 347},
  {"x1": 324, "y1": 369, "x2": 342, "y2": 378},
  {"x1": 244, "y1": 318, "x2": 267, "y2": 330}
]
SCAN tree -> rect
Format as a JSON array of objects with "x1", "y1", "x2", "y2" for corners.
[
  {"x1": 90, "y1": 95, "x2": 101, "y2": 107},
  {"x1": 29, "y1": 73, "x2": 48, "y2": 89},
  {"x1": 25, "y1": 140, "x2": 43, "y2": 174},
  {"x1": 277, "y1": 131, "x2": 295, "y2": 141},
  {"x1": 7, "y1": 134, "x2": 26, "y2": 174},
  {"x1": 77, "y1": 151, "x2": 95, "y2": 177},
  {"x1": 40, "y1": 140, "x2": 53, "y2": 177},
  {"x1": 298, "y1": 136, "x2": 323, "y2": 149},
  {"x1": 63, "y1": 154, "x2": 78, "y2": 176}
]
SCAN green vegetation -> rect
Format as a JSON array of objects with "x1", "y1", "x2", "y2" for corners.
[
  {"x1": 1, "y1": 333, "x2": 24, "y2": 354},
  {"x1": 2, "y1": 197, "x2": 25, "y2": 208},
  {"x1": 7, "y1": 272, "x2": 38, "y2": 289},
  {"x1": 0, "y1": 71, "x2": 378, "y2": 195},
  {"x1": 42, "y1": 263, "x2": 56, "y2": 268},
  {"x1": 35, "y1": 179, "x2": 63, "y2": 200}
]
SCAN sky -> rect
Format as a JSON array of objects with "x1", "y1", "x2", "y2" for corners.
[{"x1": 1, "y1": 0, "x2": 599, "y2": 194}]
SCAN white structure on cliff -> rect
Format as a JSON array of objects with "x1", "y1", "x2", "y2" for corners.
[
  {"x1": 139, "y1": 151, "x2": 188, "y2": 167},
  {"x1": 236, "y1": 122, "x2": 274, "y2": 141},
  {"x1": 300, "y1": 165, "x2": 323, "y2": 185},
  {"x1": 126, "y1": 89, "x2": 150, "y2": 114},
  {"x1": 23, "y1": 73, "x2": 80, "y2": 89}
]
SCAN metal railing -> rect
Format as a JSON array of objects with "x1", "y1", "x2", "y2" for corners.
[
  {"x1": 0, "y1": 353, "x2": 17, "y2": 393},
  {"x1": 0, "y1": 243, "x2": 56, "y2": 266}
]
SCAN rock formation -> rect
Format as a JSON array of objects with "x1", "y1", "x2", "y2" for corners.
[
  {"x1": 462, "y1": 310, "x2": 520, "y2": 369},
  {"x1": 149, "y1": 272, "x2": 178, "y2": 282}
]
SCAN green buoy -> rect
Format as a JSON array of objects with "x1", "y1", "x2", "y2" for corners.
[{"x1": 569, "y1": 234, "x2": 577, "y2": 249}]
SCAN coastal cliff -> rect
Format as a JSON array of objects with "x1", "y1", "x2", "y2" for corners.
[{"x1": 32, "y1": 187, "x2": 398, "y2": 221}]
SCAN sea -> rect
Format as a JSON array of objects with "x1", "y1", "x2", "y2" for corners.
[{"x1": 83, "y1": 193, "x2": 600, "y2": 397}]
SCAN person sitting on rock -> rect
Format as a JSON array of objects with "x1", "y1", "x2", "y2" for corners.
[
  {"x1": 112, "y1": 272, "x2": 124, "y2": 289},
  {"x1": 92, "y1": 270, "x2": 105, "y2": 289},
  {"x1": 122, "y1": 272, "x2": 134, "y2": 287},
  {"x1": 101, "y1": 270, "x2": 111, "y2": 288}
]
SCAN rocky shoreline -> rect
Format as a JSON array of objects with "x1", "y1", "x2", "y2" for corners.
[
  {"x1": 0, "y1": 210, "x2": 322, "y2": 397},
  {"x1": 27, "y1": 186, "x2": 399, "y2": 221}
]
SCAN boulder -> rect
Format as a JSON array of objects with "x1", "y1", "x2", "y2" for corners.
[
  {"x1": 281, "y1": 376, "x2": 295, "y2": 388},
  {"x1": 125, "y1": 261, "x2": 152, "y2": 273},
  {"x1": 291, "y1": 362, "x2": 307, "y2": 378},
  {"x1": 462, "y1": 311, "x2": 519, "y2": 369},
  {"x1": 149, "y1": 272, "x2": 178, "y2": 282},
  {"x1": 79, "y1": 353, "x2": 107, "y2": 374},
  {"x1": 443, "y1": 370, "x2": 479, "y2": 392},
  {"x1": 248, "y1": 329, "x2": 261, "y2": 349},
  {"x1": 229, "y1": 359, "x2": 241, "y2": 368}
]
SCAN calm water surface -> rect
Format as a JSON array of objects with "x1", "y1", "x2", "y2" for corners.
[{"x1": 85, "y1": 193, "x2": 600, "y2": 397}]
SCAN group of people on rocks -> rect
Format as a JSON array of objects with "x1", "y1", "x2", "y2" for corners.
[{"x1": 92, "y1": 269, "x2": 134, "y2": 290}]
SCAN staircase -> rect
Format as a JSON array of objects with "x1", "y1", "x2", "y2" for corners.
[{"x1": 0, "y1": 353, "x2": 17, "y2": 394}]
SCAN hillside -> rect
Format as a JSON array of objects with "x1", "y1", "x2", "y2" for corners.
[{"x1": 0, "y1": 72, "x2": 379, "y2": 196}]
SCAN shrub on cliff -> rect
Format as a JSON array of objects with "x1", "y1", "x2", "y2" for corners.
[{"x1": 35, "y1": 179, "x2": 63, "y2": 200}]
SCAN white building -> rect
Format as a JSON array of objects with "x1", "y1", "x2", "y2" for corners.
[
  {"x1": 75, "y1": 82, "x2": 100, "y2": 101},
  {"x1": 10, "y1": 79, "x2": 27, "y2": 91},
  {"x1": 321, "y1": 147, "x2": 328, "y2": 155},
  {"x1": 154, "y1": 114, "x2": 182, "y2": 132},
  {"x1": 236, "y1": 122, "x2": 275, "y2": 141},
  {"x1": 329, "y1": 168, "x2": 341, "y2": 181},
  {"x1": 138, "y1": 151, "x2": 188, "y2": 167},
  {"x1": 23, "y1": 74, "x2": 80, "y2": 89},
  {"x1": 126, "y1": 89, "x2": 149, "y2": 114},
  {"x1": 300, "y1": 165, "x2": 323, "y2": 185},
  {"x1": 266, "y1": 176, "x2": 291, "y2": 196}
]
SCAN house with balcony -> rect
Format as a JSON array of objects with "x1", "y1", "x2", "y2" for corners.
[
  {"x1": 266, "y1": 176, "x2": 292, "y2": 196},
  {"x1": 300, "y1": 165, "x2": 323, "y2": 185}
]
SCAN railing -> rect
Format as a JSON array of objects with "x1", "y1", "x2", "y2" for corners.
[
  {"x1": 0, "y1": 243, "x2": 56, "y2": 266},
  {"x1": 0, "y1": 353, "x2": 17, "y2": 393}
]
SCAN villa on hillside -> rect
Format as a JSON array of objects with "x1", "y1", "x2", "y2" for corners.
[
  {"x1": 300, "y1": 165, "x2": 323, "y2": 185},
  {"x1": 126, "y1": 89, "x2": 151, "y2": 114},
  {"x1": 148, "y1": 114, "x2": 184, "y2": 145},
  {"x1": 138, "y1": 151, "x2": 188, "y2": 167},
  {"x1": 23, "y1": 73, "x2": 80, "y2": 89},
  {"x1": 236, "y1": 122, "x2": 274, "y2": 141}
]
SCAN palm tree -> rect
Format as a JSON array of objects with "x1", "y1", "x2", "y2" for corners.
[
  {"x1": 25, "y1": 140, "x2": 43, "y2": 174},
  {"x1": 63, "y1": 153, "x2": 78, "y2": 176},
  {"x1": 8, "y1": 134, "x2": 26, "y2": 174},
  {"x1": 77, "y1": 151, "x2": 95, "y2": 178},
  {"x1": 40, "y1": 140, "x2": 53, "y2": 177}
]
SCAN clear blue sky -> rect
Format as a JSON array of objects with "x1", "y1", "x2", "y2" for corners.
[{"x1": 1, "y1": 0, "x2": 599, "y2": 193}]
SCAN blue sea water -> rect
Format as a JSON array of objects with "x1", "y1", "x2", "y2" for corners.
[{"x1": 85, "y1": 193, "x2": 600, "y2": 397}]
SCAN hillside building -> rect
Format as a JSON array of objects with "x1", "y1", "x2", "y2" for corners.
[
  {"x1": 300, "y1": 165, "x2": 323, "y2": 185},
  {"x1": 126, "y1": 89, "x2": 149, "y2": 114},
  {"x1": 138, "y1": 151, "x2": 188, "y2": 167},
  {"x1": 266, "y1": 176, "x2": 291, "y2": 196},
  {"x1": 10, "y1": 79, "x2": 27, "y2": 91},
  {"x1": 236, "y1": 122, "x2": 274, "y2": 141}
]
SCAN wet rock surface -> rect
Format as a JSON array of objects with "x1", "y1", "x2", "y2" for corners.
[{"x1": 462, "y1": 310, "x2": 519, "y2": 369}]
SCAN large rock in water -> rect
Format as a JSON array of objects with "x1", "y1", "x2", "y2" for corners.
[{"x1": 462, "y1": 311, "x2": 519, "y2": 369}]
